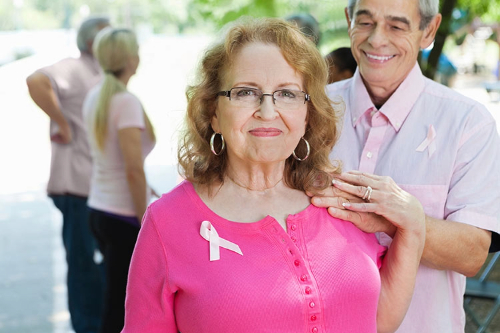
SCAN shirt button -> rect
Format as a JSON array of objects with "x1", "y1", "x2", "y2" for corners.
[
  {"x1": 309, "y1": 301, "x2": 315, "y2": 308},
  {"x1": 291, "y1": 236, "x2": 297, "y2": 242},
  {"x1": 300, "y1": 275, "x2": 308, "y2": 282},
  {"x1": 311, "y1": 315, "x2": 317, "y2": 321},
  {"x1": 312, "y1": 327, "x2": 318, "y2": 333},
  {"x1": 370, "y1": 110, "x2": 376, "y2": 116},
  {"x1": 305, "y1": 287, "x2": 312, "y2": 294},
  {"x1": 366, "y1": 151, "x2": 373, "y2": 158},
  {"x1": 352, "y1": 117, "x2": 357, "y2": 122},
  {"x1": 290, "y1": 224, "x2": 297, "y2": 231},
  {"x1": 294, "y1": 260, "x2": 300, "y2": 266}
]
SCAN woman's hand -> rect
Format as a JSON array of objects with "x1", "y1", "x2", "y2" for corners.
[{"x1": 328, "y1": 171, "x2": 425, "y2": 238}]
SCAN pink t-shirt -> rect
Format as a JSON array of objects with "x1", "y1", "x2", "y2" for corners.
[
  {"x1": 38, "y1": 53, "x2": 101, "y2": 196},
  {"x1": 83, "y1": 86, "x2": 155, "y2": 216},
  {"x1": 327, "y1": 64, "x2": 500, "y2": 333},
  {"x1": 122, "y1": 181, "x2": 386, "y2": 333}
]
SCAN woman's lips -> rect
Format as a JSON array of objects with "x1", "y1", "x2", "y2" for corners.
[{"x1": 249, "y1": 128, "x2": 282, "y2": 137}]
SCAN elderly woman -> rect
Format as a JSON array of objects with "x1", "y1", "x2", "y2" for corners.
[
  {"x1": 83, "y1": 27, "x2": 156, "y2": 333},
  {"x1": 122, "y1": 17, "x2": 425, "y2": 333}
]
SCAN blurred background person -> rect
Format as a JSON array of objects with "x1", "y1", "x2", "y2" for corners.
[
  {"x1": 25, "y1": 16, "x2": 110, "y2": 333},
  {"x1": 285, "y1": 12, "x2": 321, "y2": 46},
  {"x1": 420, "y1": 48, "x2": 458, "y2": 87},
  {"x1": 325, "y1": 47, "x2": 357, "y2": 84},
  {"x1": 83, "y1": 27, "x2": 156, "y2": 333}
]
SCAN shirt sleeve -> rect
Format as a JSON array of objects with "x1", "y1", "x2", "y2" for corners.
[
  {"x1": 112, "y1": 92, "x2": 145, "y2": 130},
  {"x1": 122, "y1": 206, "x2": 178, "y2": 332},
  {"x1": 445, "y1": 112, "x2": 500, "y2": 237}
]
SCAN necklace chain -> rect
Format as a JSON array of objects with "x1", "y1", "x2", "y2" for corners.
[{"x1": 226, "y1": 174, "x2": 283, "y2": 192}]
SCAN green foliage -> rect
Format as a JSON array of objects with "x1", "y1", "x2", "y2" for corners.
[
  {"x1": 456, "y1": 0, "x2": 489, "y2": 18},
  {"x1": 481, "y1": 1, "x2": 500, "y2": 23},
  {"x1": 0, "y1": 0, "x2": 349, "y2": 50},
  {"x1": 456, "y1": 0, "x2": 500, "y2": 23}
]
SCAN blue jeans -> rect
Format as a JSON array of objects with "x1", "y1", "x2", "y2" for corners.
[{"x1": 51, "y1": 195, "x2": 104, "y2": 333}]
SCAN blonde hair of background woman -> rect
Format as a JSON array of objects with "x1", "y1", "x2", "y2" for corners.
[{"x1": 92, "y1": 27, "x2": 155, "y2": 150}]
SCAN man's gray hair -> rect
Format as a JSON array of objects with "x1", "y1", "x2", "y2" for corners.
[
  {"x1": 76, "y1": 16, "x2": 110, "y2": 53},
  {"x1": 346, "y1": 0, "x2": 439, "y2": 30}
]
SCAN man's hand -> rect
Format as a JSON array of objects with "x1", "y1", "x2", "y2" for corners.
[
  {"x1": 50, "y1": 123, "x2": 72, "y2": 144},
  {"x1": 27, "y1": 71, "x2": 72, "y2": 144}
]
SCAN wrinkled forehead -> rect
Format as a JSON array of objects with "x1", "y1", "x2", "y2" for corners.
[
  {"x1": 220, "y1": 42, "x2": 303, "y2": 89},
  {"x1": 352, "y1": 0, "x2": 421, "y2": 24}
]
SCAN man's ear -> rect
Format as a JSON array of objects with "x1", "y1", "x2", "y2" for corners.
[
  {"x1": 345, "y1": 7, "x2": 352, "y2": 32},
  {"x1": 420, "y1": 14, "x2": 442, "y2": 49}
]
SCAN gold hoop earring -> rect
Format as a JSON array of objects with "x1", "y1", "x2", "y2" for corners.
[
  {"x1": 210, "y1": 132, "x2": 225, "y2": 156},
  {"x1": 292, "y1": 137, "x2": 310, "y2": 161}
]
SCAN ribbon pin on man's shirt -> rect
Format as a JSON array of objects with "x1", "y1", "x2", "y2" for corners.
[
  {"x1": 416, "y1": 124, "x2": 437, "y2": 158},
  {"x1": 200, "y1": 221, "x2": 243, "y2": 261}
]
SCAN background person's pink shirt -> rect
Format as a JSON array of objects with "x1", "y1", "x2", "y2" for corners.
[
  {"x1": 327, "y1": 64, "x2": 500, "y2": 333},
  {"x1": 83, "y1": 87, "x2": 155, "y2": 216},
  {"x1": 38, "y1": 54, "x2": 101, "y2": 197},
  {"x1": 122, "y1": 181, "x2": 386, "y2": 333}
]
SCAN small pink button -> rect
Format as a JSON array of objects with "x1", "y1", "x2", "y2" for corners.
[
  {"x1": 290, "y1": 224, "x2": 297, "y2": 231},
  {"x1": 309, "y1": 301, "x2": 315, "y2": 308},
  {"x1": 300, "y1": 275, "x2": 307, "y2": 282},
  {"x1": 291, "y1": 236, "x2": 297, "y2": 242},
  {"x1": 294, "y1": 260, "x2": 300, "y2": 266},
  {"x1": 312, "y1": 327, "x2": 318, "y2": 333},
  {"x1": 310, "y1": 315, "x2": 317, "y2": 321},
  {"x1": 305, "y1": 287, "x2": 312, "y2": 294}
]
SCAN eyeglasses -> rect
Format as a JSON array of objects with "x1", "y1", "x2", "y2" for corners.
[{"x1": 218, "y1": 87, "x2": 310, "y2": 110}]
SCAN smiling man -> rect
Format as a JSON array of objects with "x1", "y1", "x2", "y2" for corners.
[{"x1": 312, "y1": 0, "x2": 500, "y2": 332}]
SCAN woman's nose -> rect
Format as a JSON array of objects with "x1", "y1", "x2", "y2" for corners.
[{"x1": 256, "y1": 95, "x2": 278, "y2": 119}]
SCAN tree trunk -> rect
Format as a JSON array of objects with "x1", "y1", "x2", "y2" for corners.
[{"x1": 424, "y1": 0, "x2": 458, "y2": 79}]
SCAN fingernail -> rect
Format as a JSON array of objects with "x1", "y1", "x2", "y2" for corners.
[{"x1": 342, "y1": 202, "x2": 351, "y2": 208}]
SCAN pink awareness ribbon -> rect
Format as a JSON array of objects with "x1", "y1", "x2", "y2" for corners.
[
  {"x1": 416, "y1": 124, "x2": 437, "y2": 158},
  {"x1": 200, "y1": 221, "x2": 243, "y2": 261}
]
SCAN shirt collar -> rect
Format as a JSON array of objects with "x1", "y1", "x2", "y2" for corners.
[
  {"x1": 80, "y1": 52, "x2": 101, "y2": 76},
  {"x1": 348, "y1": 63, "x2": 425, "y2": 132}
]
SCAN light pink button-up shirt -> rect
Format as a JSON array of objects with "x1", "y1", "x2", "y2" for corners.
[
  {"x1": 38, "y1": 53, "x2": 101, "y2": 197},
  {"x1": 327, "y1": 63, "x2": 500, "y2": 333}
]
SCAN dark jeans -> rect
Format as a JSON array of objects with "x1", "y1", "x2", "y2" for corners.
[
  {"x1": 51, "y1": 194, "x2": 104, "y2": 333},
  {"x1": 89, "y1": 209, "x2": 140, "y2": 333}
]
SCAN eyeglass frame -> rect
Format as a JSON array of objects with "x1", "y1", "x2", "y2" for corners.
[{"x1": 217, "y1": 87, "x2": 310, "y2": 107}]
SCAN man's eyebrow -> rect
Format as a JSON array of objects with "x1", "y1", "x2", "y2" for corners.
[
  {"x1": 355, "y1": 10, "x2": 412, "y2": 28},
  {"x1": 355, "y1": 9, "x2": 372, "y2": 18},
  {"x1": 387, "y1": 15, "x2": 411, "y2": 27}
]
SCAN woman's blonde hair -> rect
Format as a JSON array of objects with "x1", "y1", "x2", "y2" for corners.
[
  {"x1": 179, "y1": 17, "x2": 344, "y2": 192},
  {"x1": 92, "y1": 27, "x2": 155, "y2": 150}
]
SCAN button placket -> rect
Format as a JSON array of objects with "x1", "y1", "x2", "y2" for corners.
[
  {"x1": 359, "y1": 113, "x2": 389, "y2": 174},
  {"x1": 272, "y1": 218, "x2": 324, "y2": 332}
]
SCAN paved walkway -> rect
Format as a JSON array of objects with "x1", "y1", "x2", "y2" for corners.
[{"x1": 0, "y1": 34, "x2": 498, "y2": 332}]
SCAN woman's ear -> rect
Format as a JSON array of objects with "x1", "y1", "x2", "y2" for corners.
[{"x1": 211, "y1": 110, "x2": 220, "y2": 133}]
